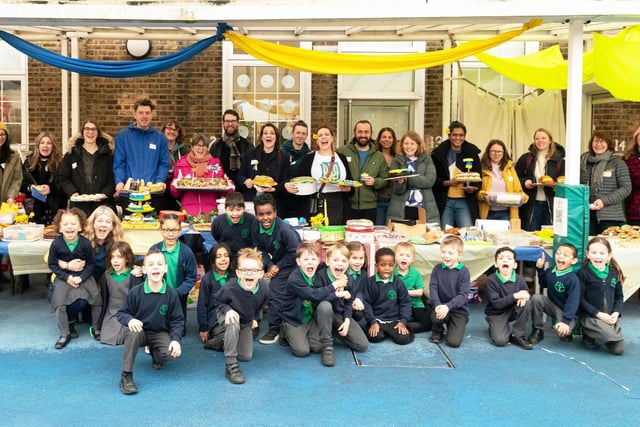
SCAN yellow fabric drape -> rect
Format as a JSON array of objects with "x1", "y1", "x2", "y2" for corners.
[
  {"x1": 224, "y1": 19, "x2": 542, "y2": 75},
  {"x1": 593, "y1": 26, "x2": 640, "y2": 102},
  {"x1": 476, "y1": 45, "x2": 594, "y2": 90}
]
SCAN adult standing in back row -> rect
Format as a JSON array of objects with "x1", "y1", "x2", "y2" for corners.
[
  {"x1": 337, "y1": 120, "x2": 388, "y2": 222},
  {"x1": 209, "y1": 109, "x2": 254, "y2": 190},
  {"x1": 431, "y1": 121, "x2": 481, "y2": 228},
  {"x1": 113, "y1": 98, "x2": 170, "y2": 211}
]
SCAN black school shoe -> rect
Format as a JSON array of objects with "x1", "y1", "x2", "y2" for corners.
[
  {"x1": 510, "y1": 335, "x2": 533, "y2": 350},
  {"x1": 225, "y1": 363, "x2": 245, "y2": 384},
  {"x1": 429, "y1": 331, "x2": 442, "y2": 344},
  {"x1": 54, "y1": 335, "x2": 70, "y2": 350},
  {"x1": 321, "y1": 346, "x2": 335, "y2": 366},
  {"x1": 582, "y1": 334, "x2": 597, "y2": 349},
  {"x1": 527, "y1": 328, "x2": 544, "y2": 345},
  {"x1": 119, "y1": 372, "x2": 138, "y2": 394}
]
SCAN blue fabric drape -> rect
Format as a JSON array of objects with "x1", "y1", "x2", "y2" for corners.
[{"x1": 0, "y1": 23, "x2": 232, "y2": 78}]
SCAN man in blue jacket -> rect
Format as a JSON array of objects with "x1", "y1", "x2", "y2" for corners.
[{"x1": 113, "y1": 98, "x2": 170, "y2": 211}]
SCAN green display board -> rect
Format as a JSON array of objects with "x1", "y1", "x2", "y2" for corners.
[{"x1": 552, "y1": 184, "x2": 590, "y2": 270}]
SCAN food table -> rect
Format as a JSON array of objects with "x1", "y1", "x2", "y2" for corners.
[{"x1": 3, "y1": 229, "x2": 640, "y2": 301}]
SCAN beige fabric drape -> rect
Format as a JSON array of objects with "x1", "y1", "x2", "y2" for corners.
[{"x1": 459, "y1": 80, "x2": 565, "y2": 160}]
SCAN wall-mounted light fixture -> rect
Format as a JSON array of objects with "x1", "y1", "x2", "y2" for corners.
[{"x1": 125, "y1": 39, "x2": 152, "y2": 59}]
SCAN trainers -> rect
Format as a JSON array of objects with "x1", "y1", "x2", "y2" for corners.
[
  {"x1": 119, "y1": 372, "x2": 138, "y2": 394},
  {"x1": 69, "y1": 324, "x2": 79, "y2": 339},
  {"x1": 321, "y1": 346, "x2": 335, "y2": 367},
  {"x1": 225, "y1": 363, "x2": 245, "y2": 384},
  {"x1": 259, "y1": 329, "x2": 279, "y2": 345},
  {"x1": 429, "y1": 332, "x2": 442, "y2": 344},
  {"x1": 89, "y1": 326, "x2": 100, "y2": 341},
  {"x1": 527, "y1": 328, "x2": 544, "y2": 345}
]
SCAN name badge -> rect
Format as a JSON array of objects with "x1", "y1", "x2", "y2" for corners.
[
  {"x1": 507, "y1": 176, "x2": 513, "y2": 181},
  {"x1": 603, "y1": 169, "x2": 613, "y2": 178},
  {"x1": 72, "y1": 162, "x2": 77, "y2": 169},
  {"x1": 149, "y1": 143, "x2": 157, "y2": 150},
  {"x1": 346, "y1": 157, "x2": 351, "y2": 162}
]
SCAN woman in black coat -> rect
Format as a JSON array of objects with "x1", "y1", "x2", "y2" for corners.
[{"x1": 59, "y1": 119, "x2": 116, "y2": 216}]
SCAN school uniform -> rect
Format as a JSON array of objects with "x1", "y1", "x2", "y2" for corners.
[
  {"x1": 251, "y1": 217, "x2": 302, "y2": 334},
  {"x1": 98, "y1": 269, "x2": 143, "y2": 345},
  {"x1": 214, "y1": 278, "x2": 268, "y2": 364},
  {"x1": 48, "y1": 235, "x2": 102, "y2": 337},
  {"x1": 362, "y1": 274, "x2": 414, "y2": 345},
  {"x1": 429, "y1": 262, "x2": 470, "y2": 347},
  {"x1": 281, "y1": 268, "x2": 337, "y2": 356},
  {"x1": 315, "y1": 267, "x2": 368, "y2": 352},
  {"x1": 210, "y1": 212, "x2": 257, "y2": 257},
  {"x1": 150, "y1": 241, "x2": 197, "y2": 326},
  {"x1": 531, "y1": 267, "x2": 581, "y2": 331},
  {"x1": 117, "y1": 280, "x2": 184, "y2": 372},
  {"x1": 396, "y1": 266, "x2": 432, "y2": 332},
  {"x1": 577, "y1": 263, "x2": 624, "y2": 347},
  {"x1": 484, "y1": 271, "x2": 530, "y2": 346},
  {"x1": 348, "y1": 267, "x2": 368, "y2": 322}
]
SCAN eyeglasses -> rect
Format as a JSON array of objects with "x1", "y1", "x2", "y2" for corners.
[
  {"x1": 237, "y1": 268, "x2": 261, "y2": 275},
  {"x1": 161, "y1": 228, "x2": 180, "y2": 234},
  {"x1": 223, "y1": 120, "x2": 239, "y2": 124},
  {"x1": 193, "y1": 143, "x2": 207, "y2": 148},
  {"x1": 84, "y1": 127, "x2": 98, "y2": 132},
  {"x1": 165, "y1": 127, "x2": 178, "y2": 132},
  {"x1": 489, "y1": 150, "x2": 504, "y2": 154}
]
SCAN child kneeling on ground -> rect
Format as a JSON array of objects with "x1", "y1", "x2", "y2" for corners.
[
  {"x1": 363, "y1": 247, "x2": 414, "y2": 345},
  {"x1": 213, "y1": 248, "x2": 268, "y2": 384},
  {"x1": 281, "y1": 243, "x2": 351, "y2": 366},
  {"x1": 429, "y1": 235, "x2": 470, "y2": 347},
  {"x1": 116, "y1": 248, "x2": 184, "y2": 395}
]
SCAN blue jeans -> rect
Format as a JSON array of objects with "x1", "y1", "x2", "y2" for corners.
[
  {"x1": 375, "y1": 196, "x2": 391, "y2": 226},
  {"x1": 487, "y1": 210, "x2": 510, "y2": 221},
  {"x1": 529, "y1": 201, "x2": 551, "y2": 231},
  {"x1": 441, "y1": 198, "x2": 473, "y2": 228}
]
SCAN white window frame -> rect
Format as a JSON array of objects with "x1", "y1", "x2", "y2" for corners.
[{"x1": 0, "y1": 41, "x2": 29, "y2": 152}]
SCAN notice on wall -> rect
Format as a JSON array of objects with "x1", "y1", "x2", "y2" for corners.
[{"x1": 553, "y1": 197, "x2": 568, "y2": 237}]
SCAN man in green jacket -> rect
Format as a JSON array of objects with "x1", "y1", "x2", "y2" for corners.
[{"x1": 337, "y1": 120, "x2": 388, "y2": 222}]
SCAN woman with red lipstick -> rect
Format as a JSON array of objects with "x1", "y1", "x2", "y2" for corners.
[
  {"x1": 21, "y1": 131, "x2": 65, "y2": 225},
  {"x1": 238, "y1": 123, "x2": 291, "y2": 216}
]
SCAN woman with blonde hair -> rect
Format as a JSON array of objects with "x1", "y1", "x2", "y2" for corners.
[
  {"x1": 21, "y1": 131, "x2": 66, "y2": 225},
  {"x1": 515, "y1": 128, "x2": 565, "y2": 231},
  {"x1": 85, "y1": 205, "x2": 126, "y2": 281}
]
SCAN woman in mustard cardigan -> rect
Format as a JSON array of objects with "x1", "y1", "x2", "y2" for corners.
[{"x1": 477, "y1": 139, "x2": 528, "y2": 220}]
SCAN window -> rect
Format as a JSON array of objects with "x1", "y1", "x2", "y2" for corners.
[
  {"x1": 223, "y1": 41, "x2": 311, "y2": 144},
  {"x1": 337, "y1": 41, "x2": 425, "y2": 146},
  {"x1": 0, "y1": 41, "x2": 28, "y2": 149},
  {"x1": 459, "y1": 41, "x2": 539, "y2": 98}
]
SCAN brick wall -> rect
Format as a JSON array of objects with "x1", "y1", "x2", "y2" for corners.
[
  {"x1": 592, "y1": 101, "x2": 640, "y2": 152},
  {"x1": 424, "y1": 40, "x2": 444, "y2": 151},
  {"x1": 28, "y1": 41, "x2": 63, "y2": 148}
]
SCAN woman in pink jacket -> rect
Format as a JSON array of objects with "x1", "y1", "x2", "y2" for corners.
[{"x1": 170, "y1": 133, "x2": 234, "y2": 216}]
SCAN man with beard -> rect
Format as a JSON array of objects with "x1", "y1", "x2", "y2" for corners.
[
  {"x1": 337, "y1": 120, "x2": 388, "y2": 222},
  {"x1": 209, "y1": 109, "x2": 254, "y2": 189}
]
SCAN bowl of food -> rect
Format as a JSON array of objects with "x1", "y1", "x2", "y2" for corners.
[{"x1": 291, "y1": 176, "x2": 317, "y2": 196}]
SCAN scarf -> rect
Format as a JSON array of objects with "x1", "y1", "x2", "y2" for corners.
[
  {"x1": 186, "y1": 151, "x2": 212, "y2": 177},
  {"x1": 581, "y1": 151, "x2": 612, "y2": 198},
  {"x1": 224, "y1": 136, "x2": 242, "y2": 171}
]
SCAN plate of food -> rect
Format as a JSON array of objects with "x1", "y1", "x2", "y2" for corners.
[
  {"x1": 385, "y1": 174, "x2": 420, "y2": 181},
  {"x1": 319, "y1": 177, "x2": 363, "y2": 187},
  {"x1": 175, "y1": 177, "x2": 232, "y2": 191},
  {"x1": 122, "y1": 178, "x2": 164, "y2": 194},
  {"x1": 70, "y1": 193, "x2": 107, "y2": 202},
  {"x1": 251, "y1": 175, "x2": 278, "y2": 187}
]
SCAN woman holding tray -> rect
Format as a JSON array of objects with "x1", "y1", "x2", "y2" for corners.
[
  {"x1": 388, "y1": 131, "x2": 439, "y2": 224},
  {"x1": 59, "y1": 119, "x2": 116, "y2": 216},
  {"x1": 287, "y1": 124, "x2": 352, "y2": 224},
  {"x1": 170, "y1": 132, "x2": 234, "y2": 216},
  {"x1": 477, "y1": 139, "x2": 528, "y2": 221}
]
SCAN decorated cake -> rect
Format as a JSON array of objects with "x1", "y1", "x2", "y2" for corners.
[{"x1": 456, "y1": 172, "x2": 482, "y2": 182}]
